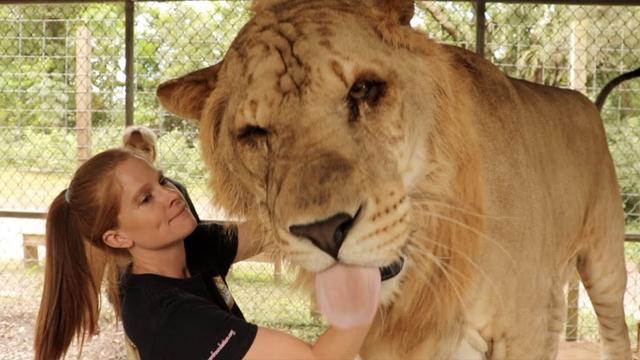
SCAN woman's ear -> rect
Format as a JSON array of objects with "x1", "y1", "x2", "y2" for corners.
[{"x1": 102, "y1": 229, "x2": 134, "y2": 249}]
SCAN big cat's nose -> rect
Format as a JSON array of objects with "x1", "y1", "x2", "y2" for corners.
[{"x1": 289, "y1": 212, "x2": 356, "y2": 259}]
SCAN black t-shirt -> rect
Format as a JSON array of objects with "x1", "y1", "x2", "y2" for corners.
[{"x1": 120, "y1": 223, "x2": 257, "y2": 360}]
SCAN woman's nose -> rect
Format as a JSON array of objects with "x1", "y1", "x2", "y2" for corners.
[{"x1": 161, "y1": 186, "x2": 183, "y2": 207}]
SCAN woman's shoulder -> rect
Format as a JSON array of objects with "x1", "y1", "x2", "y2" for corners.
[
  {"x1": 121, "y1": 273, "x2": 204, "y2": 319},
  {"x1": 121, "y1": 274, "x2": 211, "y2": 335},
  {"x1": 122, "y1": 273, "x2": 178, "y2": 295},
  {"x1": 185, "y1": 223, "x2": 238, "y2": 274},
  {"x1": 122, "y1": 273, "x2": 205, "y2": 300},
  {"x1": 122, "y1": 273, "x2": 257, "y2": 360},
  {"x1": 149, "y1": 287, "x2": 257, "y2": 360}
]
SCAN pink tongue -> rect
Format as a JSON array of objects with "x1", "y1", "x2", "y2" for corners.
[{"x1": 315, "y1": 263, "x2": 381, "y2": 329}]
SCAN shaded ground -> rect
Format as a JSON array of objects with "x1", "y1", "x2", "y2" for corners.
[
  {"x1": 1, "y1": 216, "x2": 638, "y2": 359},
  {"x1": 558, "y1": 341, "x2": 639, "y2": 359},
  {"x1": 0, "y1": 309, "x2": 126, "y2": 360},
  {"x1": 0, "y1": 259, "x2": 320, "y2": 360},
  {"x1": 0, "y1": 288, "x2": 636, "y2": 360}
]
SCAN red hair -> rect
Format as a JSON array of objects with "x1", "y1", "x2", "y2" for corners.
[{"x1": 35, "y1": 148, "x2": 135, "y2": 360}]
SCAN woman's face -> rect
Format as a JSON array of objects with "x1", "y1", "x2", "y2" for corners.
[{"x1": 112, "y1": 156, "x2": 197, "y2": 251}]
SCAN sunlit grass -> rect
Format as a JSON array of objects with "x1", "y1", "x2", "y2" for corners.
[
  {"x1": 574, "y1": 308, "x2": 638, "y2": 343},
  {"x1": 2, "y1": 169, "x2": 639, "y2": 345},
  {"x1": 227, "y1": 261, "x2": 326, "y2": 342}
]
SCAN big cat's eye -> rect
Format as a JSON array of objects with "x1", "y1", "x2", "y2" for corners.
[
  {"x1": 348, "y1": 80, "x2": 386, "y2": 102},
  {"x1": 349, "y1": 82, "x2": 368, "y2": 99},
  {"x1": 347, "y1": 78, "x2": 387, "y2": 121}
]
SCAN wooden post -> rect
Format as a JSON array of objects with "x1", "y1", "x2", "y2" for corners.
[
  {"x1": 22, "y1": 233, "x2": 44, "y2": 268},
  {"x1": 565, "y1": 18, "x2": 589, "y2": 341},
  {"x1": 273, "y1": 257, "x2": 282, "y2": 284},
  {"x1": 569, "y1": 17, "x2": 589, "y2": 94},
  {"x1": 637, "y1": 322, "x2": 640, "y2": 353},
  {"x1": 75, "y1": 26, "x2": 92, "y2": 165}
]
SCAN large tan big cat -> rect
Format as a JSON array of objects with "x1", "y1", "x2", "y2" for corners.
[{"x1": 156, "y1": 0, "x2": 631, "y2": 358}]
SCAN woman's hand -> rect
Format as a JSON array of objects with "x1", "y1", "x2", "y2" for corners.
[
  {"x1": 243, "y1": 264, "x2": 381, "y2": 360},
  {"x1": 315, "y1": 264, "x2": 381, "y2": 329}
]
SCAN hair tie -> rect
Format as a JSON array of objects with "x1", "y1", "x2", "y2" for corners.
[{"x1": 64, "y1": 188, "x2": 71, "y2": 204}]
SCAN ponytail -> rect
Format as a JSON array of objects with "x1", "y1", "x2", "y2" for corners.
[
  {"x1": 34, "y1": 191, "x2": 102, "y2": 360},
  {"x1": 34, "y1": 148, "x2": 133, "y2": 360}
]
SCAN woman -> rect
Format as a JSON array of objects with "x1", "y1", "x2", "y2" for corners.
[
  {"x1": 35, "y1": 148, "x2": 380, "y2": 360},
  {"x1": 121, "y1": 124, "x2": 201, "y2": 222}
]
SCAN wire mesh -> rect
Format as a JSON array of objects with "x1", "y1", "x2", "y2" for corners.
[{"x1": 0, "y1": 1, "x2": 638, "y2": 358}]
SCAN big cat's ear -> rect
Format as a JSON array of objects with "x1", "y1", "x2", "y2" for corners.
[
  {"x1": 156, "y1": 62, "x2": 223, "y2": 121},
  {"x1": 370, "y1": 0, "x2": 415, "y2": 26}
]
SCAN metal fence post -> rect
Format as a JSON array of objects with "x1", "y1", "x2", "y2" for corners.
[
  {"x1": 475, "y1": 0, "x2": 486, "y2": 57},
  {"x1": 125, "y1": 0, "x2": 134, "y2": 127}
]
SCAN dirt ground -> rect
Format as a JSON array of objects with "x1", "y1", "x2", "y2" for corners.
[
  {"x1": 1, "y1": 315, "x2": 636, "y2": 360},
  {"x1": 558, "y1": 341, "x2": 639, "y2": 359},
  {"x1": 0, "y1": 256, "x2": 636, "y2": 359},
  {"x1": 0, "y1": 309, "x2": 127, "y2": 360}
]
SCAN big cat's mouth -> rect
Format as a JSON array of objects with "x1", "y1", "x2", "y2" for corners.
[{"x1": 379, "y1": 257, "x2": 404, "y2": 281}]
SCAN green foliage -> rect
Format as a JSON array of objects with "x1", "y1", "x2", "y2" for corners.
[
  {"x1": 156, "y1": 128, "x2": 208, "y2": 180},
  {"x1": 414, "y1": 3, "x2": 640, "y2": 230},
  {"x1": 0, "y1": 127, "x2": 76, "y2": 172},
  {"x1": 575, "y1": 307, "x2": 638, "y2": 342},
  {"x1": 413, "y1": 2, "x2": 475, "y2": 48},
  {"x1": 135, "y1": 1, "x2": 251, "y2": 129},
  {"x1": 0, "y1": 126, "x2": 206, "y2": 176},
  {"x1": 625, "y1": 241, "x2": 640, "y2": 268},
  {"x1": 0, "y1": 3, "x2": 125, "y2": 128},
  {"x1": 227, "y1": 262, "x2": 325, "y2": 342},
  {"x1": 606, "y1": 113, "x2": 640, "y2": 227},
  {"x1": 0, "y1": 2, "x2": 638, "y2": 231},
  {"x1": 0, "y1": 126, "x2": 210, "y2": 211}
]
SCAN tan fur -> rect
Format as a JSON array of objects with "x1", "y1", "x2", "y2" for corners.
[{"x1": 157, "y1": 1, "x2": 631, "y2": 358}]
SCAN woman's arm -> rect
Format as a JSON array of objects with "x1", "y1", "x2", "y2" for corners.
[
  {"x1": 244, "y1": 264, "x2": 380, "y2": 360},
  {"x1": 244, "y1": 323, "x2": 371, "y2": 360},
  {"x1": 235, "y1": 222, "x2": 263, "y2": 262}
]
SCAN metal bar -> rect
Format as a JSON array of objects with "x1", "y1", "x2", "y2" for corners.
[
  {"x1": 475, "y1": 0, "x2": 486, "y2": 57},
  {"x1": 124, "y1": 0, "x2": 134, "y2": 127},
  {"x1": 0, "y1": 0, "x2": 122, "y2": 3},
  {"x1": 2, "y1": 0, "x2": 640, "y2": 4},
  {"x1": 470, "y1": 0, "x2": 640, "y2": 4},
  {"x1": 2, "y1": 207, "x2": 638, "y2": 241},
  {"x1": 626, "y1": 234, "x2": 640, "y2": 242},
  {"x1": 0, "y1": 0, "x2": 186, "y2": 3},
  {"x1": 0, "y1": 210, "x2": 234, "y2": 222},
  {"x1": 0, "y1": 211, "x2": 47, "y2": 219}
]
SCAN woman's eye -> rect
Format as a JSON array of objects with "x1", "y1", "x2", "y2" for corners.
[
  {"x1": 159, "y1": 177, "x2": 169, "y2": 186},
  {"x1": 140, "y1": 194, "x2": 152, "y2": 204}
]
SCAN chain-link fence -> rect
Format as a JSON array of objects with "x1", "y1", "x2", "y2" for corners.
[{"x1": 0, "y1": 1, "x2": 638, "y2": 358}]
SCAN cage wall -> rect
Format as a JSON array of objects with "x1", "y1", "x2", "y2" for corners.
[{"x1": 0, "y1": 1, "x2": 638, "y2": 358}]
